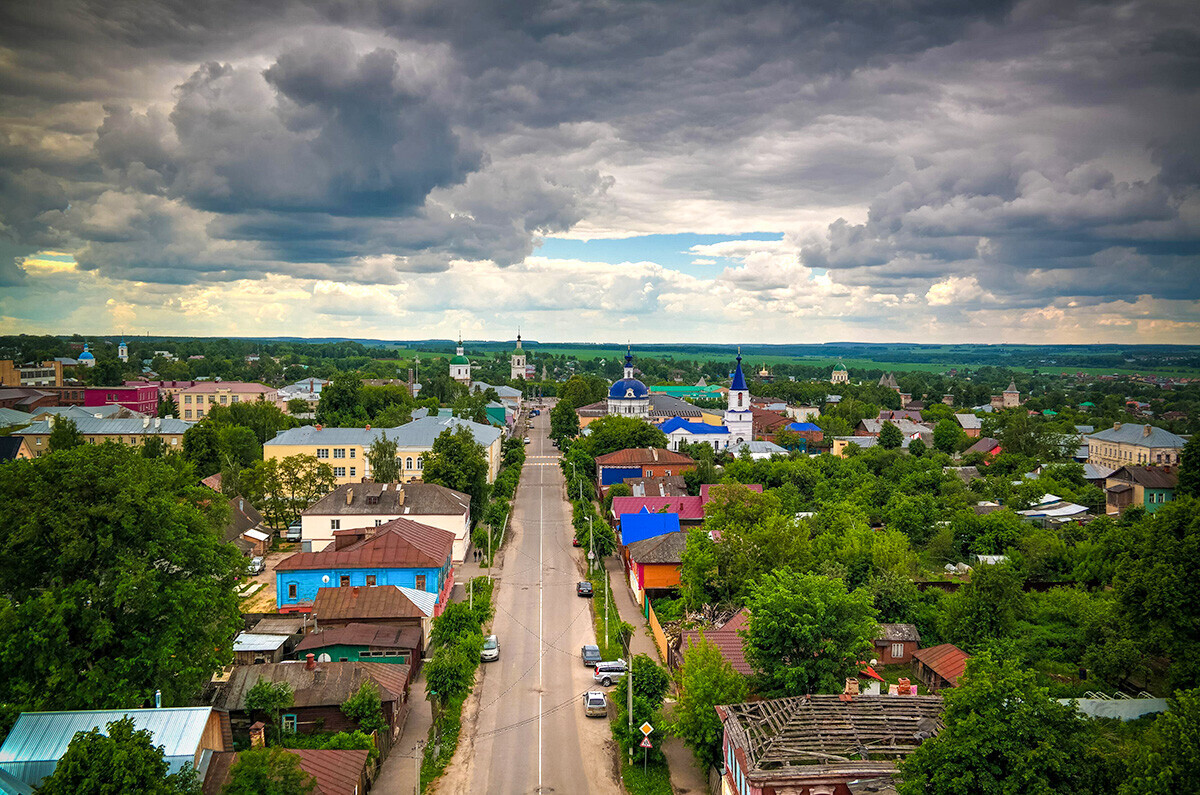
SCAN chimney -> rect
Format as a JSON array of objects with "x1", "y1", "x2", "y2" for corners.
[
  {"x1": 1143, "y1": 424, "x2": 1152, "y2": 437},
  {"x1": 155, "y1": 689, "x2": 162, "y2": 708},
  {"x1": 143, "y1": 416, "x2": 150, "y2": 428},
  {"x1": 352, "y1": 586, "x2": 359, "y2": 596},
  {"x1": 843, "y1": 677, "x2": 859, "y2": 695},
  {"x1": 249, "y1": 721, "x2": 266, "y2": 748},
  {"x1": 305, "y1": 653, "x2": 316, "y2": 671},
  {"x1": 1113, "y1": 422, "x2": 1122, "y2": 431},
  {"x1": 365, "y1": 424, "x2": 371, "y2": 430},
  {"x1": 346, "y1": 487, "x2": 353, "y2": 506},
  {"x1": 898, "y1": 677, "x2": 912, "y2": 694},
  {"x1": 315, "y1": 424, "x2": 323, "y2": 431}
]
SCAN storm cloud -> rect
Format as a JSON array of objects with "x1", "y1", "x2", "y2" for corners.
[{"x1": 0, "y1": 0, "x2": 1197, "y2": 340}]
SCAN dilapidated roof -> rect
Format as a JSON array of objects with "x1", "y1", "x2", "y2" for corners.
[{"x1": 876, "y1": 624, "x2": 921, "y2": 643}]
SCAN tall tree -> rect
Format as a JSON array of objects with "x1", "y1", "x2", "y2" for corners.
[
  {"x1": 221, "y1": 747, "x2": 317, "y2": 795},
  {"x1": 422, "y1": 427, "x2": 490, "y2": 522},
  {"x1": 241, "y1": 455, "x2": 336, "y2": 529},
  {"x1": 878, "y1": 420, "x2": 904, "y2": 450},
  {"x1": 315, "y1": 372, "x2": 366, "y2": 426},
  {"x1": 933, "y1": 418, "x2": 964, "y2": 454},
  {"x1": 938, "y1": 562, "x2": 1024, "y2": 651},
  {"x1": 550, "y1": 398, "x2": 580, "y2": 440},
  {"x1": 366, "y1": 433, "x2": 400, "y2": 483},
  {"x1": 898, "y1": 653, "x2": 1091, "y2": 795},
  {"x1": 1178, "y1": 435, "x2": 1200, "y2": 498},
  {"x1": 743, "y1": 570, "x2": 878, "y2": 696},
  {"x1": 670, "y1": 635, "x2": 749, "y2": 769},
  {"x1": 0, "y1": 449, "x2": 242, "y2": 722},
  {"x1": 1120, "y1": 685, "x2": 1200, "y2": 795},
  {"x1": 578, "y1": 415, "x2": 667, "y2": 458},
  {"x1": 36, "y1": 717, "x2": 201, "y2": 795},
  {"x1": 48, "y1": 417, "x2": 83, "y2": 451},
  {"x1": 182, "y1": 423, "x2": 221, "y2": 477}
]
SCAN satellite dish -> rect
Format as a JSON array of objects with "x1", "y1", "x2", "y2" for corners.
[
  {"x1": 317, "y1": 653, "x2": 331, "y2": 662},
  {"x1": 322, "y1": 575, "x2": 330, "y2": 584},
  {"x1": 870, "y1": 659, "x2": 878, "y2": 667}
]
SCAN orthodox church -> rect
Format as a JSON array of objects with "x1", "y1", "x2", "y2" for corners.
[
  {"x1": 607, "y1": 348, "x2": 651, "y2": 417},
  {"x1": 510, "y1": 333, "x2": 527, "y2": 380},
  {"x1": 449, "y1": 339, "x2": 471, "y2": 384},
  {"x1": 658, "y1": 350, "x2": 753, "y2": 452}
]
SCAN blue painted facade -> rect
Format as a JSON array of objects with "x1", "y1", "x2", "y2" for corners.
[
  {"x1": 601, "y1": 466, "x2": 644, "y2": 486},
  {"x1": 275, "y1": 560, "x2": 450, "y2": 611}
]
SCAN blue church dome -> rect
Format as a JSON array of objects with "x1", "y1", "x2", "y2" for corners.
[
  {"x1": 608, "y1": 378, "x2": 649, "y2": 399},
  {"x1": 78, "y1": 344, "x2": 94, "y2": 361}
]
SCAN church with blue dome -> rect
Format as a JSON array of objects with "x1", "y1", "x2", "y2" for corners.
[
  {"x1": 606, "y1": 348, "x2": 650, "y2": 418},
  {"x1": 78, "y1": 343, "x2": 96, "y2": 368}
]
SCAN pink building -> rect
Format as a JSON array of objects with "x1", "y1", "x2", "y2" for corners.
[{"x1": 84, "y1": 384, "x2": 158, "y2": 415}]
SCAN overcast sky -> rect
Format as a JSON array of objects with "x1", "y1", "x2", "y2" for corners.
[{"x1": 1, "y1": 0, "x2": 1198, "y2": 344}]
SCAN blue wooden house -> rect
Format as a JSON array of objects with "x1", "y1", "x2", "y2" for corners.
[{"x1": 275, "y1": 518, "x2": 454, "y2": 615}]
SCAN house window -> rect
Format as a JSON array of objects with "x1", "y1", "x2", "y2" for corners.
[
  {"x1": 333, "y1": 467, "x2": 346, "y2": 477},
  {"x1": 349, "y1": 448, "x2": 356, "y2": 458},
  {"x1": 172, "y1": 438, "x2": 178, "y2": 445},
  {"x1": 316, "y1": 448, "x2": 329, "y2": 459},
  {"x1": 406, "y1": 457, "x2": 414, "y2": 469},
  {"x1": 281, "y1": 714, "x2": 296, "y2": 733},
  {"x1": 184, "y1": 395, "x2": 192, "y2": 404},
  {"x1": 375, "y1": 519, "x2": 384, "y2": 526},
  {"x1": 416, "y1": 457, "x2": 423, "y2": 469},
  {"x1": 196, "y1": 409, "x2": 204, "y2": 418},
  {"x1": 287, "y1": 583, "x2": 297, "y2": 599},
  {"x1": 334, "y1": 448, "x2": 346, "y2": 458},
  {"x1": 184, "y1": 410, "x2": 192, "y2": 419},
  {"x1": 220, "y1": 395, "x2": 227, "y2": 404},
  {"x1": 892, "y1": 643, "x2": 904, "y2": 659},
  {"x1": 331, "y1": 520, "x2": 340, "y2": 530},
  {"x1": 339, "y1": 657, "x2": 349, "y2": 662},
  {"x1": 340, "y1": 575, "x2": 351, "y2": 587},
  {"x1": 35, "y1": 438, "x2": 41, "y2": 446},
  {"x1": 231, "y1": 396, "x2": 239, "y2": 403},
  {"x1": 415, "y1": 574, "x2": 427, "y2": 591},
  {"x1": 366, "y1": 575, "x2": 376, "y2": 586},
  {"x1": 349, "y1": 467, "x2": 356, "y2": 478}
]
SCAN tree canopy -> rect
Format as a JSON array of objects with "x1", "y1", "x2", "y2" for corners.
[
  {"x1": 35, "y1": 717, "x2": 201, "y2": 795},
  {"x1": 670, "y1": 635, "x2": 748, "y2": 769},
  {"x1": 422, "y1": 427, "x2": 490, "y2": 522},
  {"x1": 221, "y1": 746, "x2": 316, "y2": 795}
]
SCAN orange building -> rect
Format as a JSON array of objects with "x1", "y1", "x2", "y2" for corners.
[{"x1": 624, "y1": 531, "x2": 687, "y2": 605}]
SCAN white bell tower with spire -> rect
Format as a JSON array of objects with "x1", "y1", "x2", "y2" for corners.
[
  {"x1": 724, "y1": 349, "x2": 753, "y2": 443},
  {"x1": 510, "y1": 330, "x2": 527, "y2": 380}
]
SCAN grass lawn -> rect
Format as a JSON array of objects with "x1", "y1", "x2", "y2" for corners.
[
  {"x1": 620, "y1": 756, "x2": 673, "y2": 795},
  {"x1": 872, "y1": 663, "x2": 930, "y2": 695},
  {"x1": 588, "y1": 569, "x2": 627, "y2": 662}
]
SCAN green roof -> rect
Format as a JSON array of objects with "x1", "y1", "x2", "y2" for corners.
[{"x1": 451, "y1": 355, "x2": 470, "y2": 364}]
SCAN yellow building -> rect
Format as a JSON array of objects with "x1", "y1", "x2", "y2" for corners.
[
  {"x1": 178, "y1": 382, "x2": 282, "y2": 421},
  {"x1": 1086, "y1": 423, "x2": 1185, "y2": 469},
  {"x1": 19, "y1": 417, "x2": 187, "y2": 457},
  {"x1": 263, "y1": 417, "x2": 503, "y2": 486}
]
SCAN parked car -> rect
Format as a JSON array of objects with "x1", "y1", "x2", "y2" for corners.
[
  {"x1": 576, "y1": 581, "x2": 594, "y2": 597},
  {"x1": 583, "y1": 690, "x2": 608, "y2": 718},
  {"x1": 481, "y1": 634, "x2": 499, "y2": 662},
  {"x1": 247, "y1": 556, "x2": 265, "y2": 575},
  {"x1": 524, "y1": 437, "x2": 531, "y2": 444},
  {"x1": 285, "y1": 522, "x2": 302, "y2": 542},
  {"x1": 581, "y1": 645, "x2": 602, "y2": 667},
  {"x1": 572, "y1": 537, "x2": 581, "y2": 547},
  {"x1": 593, "y1": 659, "x2": 628, "y2": 687}
]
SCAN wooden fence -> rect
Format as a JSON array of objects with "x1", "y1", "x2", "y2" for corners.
[{"x1": 646, "y1": 601, "x2": 671, "y2": 665}]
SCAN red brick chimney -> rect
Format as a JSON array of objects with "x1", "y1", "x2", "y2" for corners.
[
  {"x1": 249, "y1": 721, "x2": 266, "y2": 748},
  {"x1": 305, "y1": 653, "x2": 316, "y2": 671}
]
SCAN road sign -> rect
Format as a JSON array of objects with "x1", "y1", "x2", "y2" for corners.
[
  {"x1": 640, "y1": 737, "x2": 652, "y2": 749},
  {"x1": 639, "y1": 721, "x2": 653, "y2": 737}
]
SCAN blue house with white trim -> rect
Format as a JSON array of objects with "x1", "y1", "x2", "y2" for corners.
[{"x1": 275, "y1": 518, "x2": 455, "y2": 615}]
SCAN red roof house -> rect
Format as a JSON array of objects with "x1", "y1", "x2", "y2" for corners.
[{"x1": 911, "y1": 643, "x2": 970, "y2": 691}]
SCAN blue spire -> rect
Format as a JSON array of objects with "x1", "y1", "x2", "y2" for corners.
[
  {"x1": 730, "y1": 348, "x2": 748, "y2": 391},
  {"x1": 625, "y1": 346, "x2": 633, "y2": 369}
]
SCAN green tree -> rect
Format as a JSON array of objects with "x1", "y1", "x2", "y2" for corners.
[
  {"x1": 373, "y1": 403, "x2": 411, "y2": 428},
  {"x1": 430, "y1": 602, "x2": 483, "y2": 648},
  {"x1": 550, "y1": 399, "x2": 580, "y2": 440},
  {"x1": 244, "y1": 680, "x2": 294, "y2": 732},
  {"x1": 141, "y1": 435, "x2": 167, "y2": 459},
  {"x1": 578, "y1": 415, "x2": 667, "y2": 458},
  {"x1": 1121, "y1": 686, "x2": 1200, "y2": 795},
  {"x1": 365, "y1": 433, "x2": 400, "y2": 483},
  {"x1": 182, "y1": 423, "x2": 221, "y2": 477},
  {"x1": 240, "y1": 454, "x2": 336, "y2": 529},
  {"x1": 217, "y1": 425, "x2": 260, "y2": 471},
  {"x1": 670, "y1": 635, "x2": 748, "y2": 769},
  {"x1": 286, "y1": 398, "x2": 309, "y2": 415},
  {"x1": 158, "y1": 394, "x2": 179, "y2": 419},
  {"x1": 0, "y1": 446, "x2": 243, "y2": 721},
  {"x1": 878, "y1": 420, "x2": 903, "y2": 450},
  {"x1": 205, "y1": 401, "x2": 299, "y2": 445},
  {"x1": 1178, "y1": 436, "x2": 1200, "y2": 498},
  {"x1": 908, "y1": 437, "x2": 926, "y2": 457},
  {"x1": 897, "y1": 652, "x2": 1091, "y2": 795},
  {"x1": 939, "y1": 563, "x2": 1024, "y2": 651},
  {"x1": 933, "y1": 418, "x2": 964, "y2": 454},
  {"x1": 340, "y1": 681, "x2": 387, "y2": 735},
  {"x1": 630, "y1": 654, "x2": 670, "y2": 708},
  {"x1": 423, "y1": 426, "x2": 490, "y2": 522},
  {"x1": 221, "y1": 746, "x2": 317, "y2": 795},
  {"x1": 315, "y1": 372, "x2": 366, "y2": 426},
  {"x1": 743, "y1": 570, "x2": 877, "y2": 696},
  {"x1": 424, "y1": 643, "x2": 476, "y2": 703},
  {"x1": 48, "y1": 417, "x2": 83, "y2": 451},
  {"x1": 35, "y1": 717, "x2": 201, "y2": 795}
]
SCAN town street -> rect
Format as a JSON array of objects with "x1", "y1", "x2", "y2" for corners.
[{"x1": 458, "y1": 405, "x2": 621, "y2": 794}]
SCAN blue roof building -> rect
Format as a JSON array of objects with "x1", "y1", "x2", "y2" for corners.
[
  {"x1": 606, "y1": 347, "x2": 650, "y2": 419},
  {"x1": 619, "y1": 507, "x2": 682, "y2": 546}
]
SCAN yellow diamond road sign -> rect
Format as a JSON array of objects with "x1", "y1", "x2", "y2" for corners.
[{"x1": 640, "y1": 721, "x2": 653, "y2": 737}]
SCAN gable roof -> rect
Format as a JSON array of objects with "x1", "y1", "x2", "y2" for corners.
[
  {"x1": 658, "y1": 417, "x2": 728, "y2": 435},
  {"x1": 202, "y1": 748, "x2": 370, "y2": 795},
  {"x1": 618, "y1": 509, "x2": 681, "y2": 545},
  {"x1": 0, "y1": 407, "x2": 34, "y2": 428},
  {"x1": 1108, "y1": 465, "x2": 1179, "y2": 489},
  {"x1": 0, "y1": 437, "x2": 27, "y2": 462},
  {"x1": 965, "y1": 437, "x2": 1001, "y2": 455},
  {"x1": 647, "y1": 393, "x2": 704, "y2": 418},
  {"x1": 232, "y1": 633, "x2": 290, "y2": 653},
  {"x1": 626, "y1": 531, "x2": 688, "y2": 565},
  {"x1": 304, "y1": 482, "x2": 469, "y2": 518},
  {"x1": 750, "y1": 406, "x2": 790, "y2": 430},
  {"x1": 955, "y1": 413, "x2": 982, "y2": 430},
  {"x1": 912, "y1": 643, "x2": 970, "y2": 686},
  {"x1": 595, "y1": 448, "x2": 695, "y2": 467},
  {"x1": 858, "y1": 418, "x2": 930, "y2": 437},
  {"x1": 214, "y1": 661, "x2": 409, "y2": 711},
  {"x1": 878, "y1": 410, "x2": 924, "y2": 422},
  {"x1": 0, "y1": 707, "x2": 219, "y2": 787},
  {"x1": 1088, "y1": 423, "x2": 1185, "y2": 448},
  {"x1": 877, "y1": 623, "x2": 921, "y2": 643},
  {"x1": 18, "y1": 417, "x2": 189, "y2": 436},
  {"x1": 681, "y1": 609, "x2": 752, "y2": 675},
  {"x1": 622, "y1": 475, "x2": 688, "y2": 497},
  {"x1": 312, "y1": 585, "x2": 435, "y2": 621},
  {"x1": 785, "y1": 422, "x2": 821, "y2": 433},
  {"x1": 266, "y1": 416, "x2": 501, "y2": 450},
  {"x1": 611, "y1": 495, "x2": 704, "y2": 521},
  {"x1": 295, "y1": 623, "x2": 422, "y2": 653},
  {"x1": 276, "y1": 519, "x2": 453, "y2": 571}
]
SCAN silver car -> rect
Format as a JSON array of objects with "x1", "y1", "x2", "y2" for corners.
[
  {"x1": 584, "y1": 691, "x2": 608, "y2": 718},
  {"x1": 592, "y1": 659, "x2": 627, "y2": 687},
  {"x1": 247, "y1": 556, "x2": 265, "y2": 575},
  {"x1": 481, "y1": 634, "x2": 499, "y2": 662}
]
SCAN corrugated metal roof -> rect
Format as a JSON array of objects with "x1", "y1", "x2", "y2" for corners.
[
  {"x1": 305, "y1": 482, "x2": 469, "y2": 518},
  {"x1": 877, "y1": 624, "x2": 921, "y2": 643},
  {"x1": 295, "y1": 623, "x2": 421, "y2": 653},
  {"x1": 619, "y1": 509, "x2": 681, "y2": 546},
  {"x1": 681, "y1": 610, "x2": 752, "y2": 675},
  {"x1": 233, "y1": 633, "x2": 290, "y2": 652},
  {"x1": 626, "y1": 531, "x2": 688, "y2": 564},
  {"x1": 275, "y1": 518, "x2": 453, "y2": 571},
  {"x1": 266, "y1": 416, "x2": 500, "y2": 449},
  {"x1": 0, "y1": 707, "x2": 216, "y2": 787},
  {"x1": 19, "y1": 417, "x2": 188, "y2": 436},
  {"x1": 611, "y1": 496, "x2": 704, "y2": 520},
  {"x1": 294, "y1": 748, "x2": 370, "y2": 795},
  {"x1": 912, "y1": 644, "x2": 970, "y2": 686},
  {"x1": 1088, "y1": 424, "x2": 1185, "y2": 448},
  {"x1": 595, "y1": 447, "x2": 695, "y2": 467},
  {"x1": 312, "y1": 585, "x2": 434, "y2": 621}
]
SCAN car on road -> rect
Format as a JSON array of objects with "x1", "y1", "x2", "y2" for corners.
[
  {"x1": 572, "y1": 537, "x2": 581, "y2": 547},
  {"x1": 247, "y1": 556, "x2": 265, "y2": 575},
  {"x1": 481, "y1": 634, "x2": 499, "y2": 662},
  {"x1": 531, "y1": 409, "x2": 540, "y2": 416},
  {"x1": 593, "y1": 659, "x2": 628, "y2": 687},
  {"x1": 583, "y1": 691, "x2": 608, "y2": 718},
  {"x1": 285, "y1": 522, "x2": 302, "y2": 542},
  {"x1": 581, "y1": 645, "x2": 602, "y2": 666},
  {"x1": 524, "y1": 436, "x2": 531, "y2": 444},
  {"x1": 576, "y1": 581, "x2": 593, "y2": 597}
]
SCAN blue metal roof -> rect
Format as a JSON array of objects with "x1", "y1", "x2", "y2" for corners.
[
  {"x1": 659, "y1": 417, "x2": 728, "y2": 435},
  {"x1": 608, "y1": 378, "x2": 649, "y2": 399},
  {"x1": 786, "y1": 422, "x2": 821, "y2": 432},
  {"x1": 619, "y1": 507, "x2": 681, "y2": 545},
  {"x1": 730, "y1": 352, "x2": 748, "y2": 391},
  {"x1": 0, "y1": 707, "x2": 216, "y2": 788}
]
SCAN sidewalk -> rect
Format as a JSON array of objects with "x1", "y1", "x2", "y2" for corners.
[
  {"x1": 373, "y1": 668, "x2": 431, "y2": 795},
  {"x1": 603, "y1": 555, "x2": 711, "y2": 794}
]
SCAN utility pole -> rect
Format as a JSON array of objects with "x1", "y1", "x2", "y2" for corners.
[
  {"x1": 627, "y1": 636, "x2": 634, "y2": 762},
  {"x1": 604, "y1": 569, "x2": 609, "y2": 648},
  {"x1": 469, "y1": 577, "x2": 473, "y2": 611},
  {"x1": 588, "y1": 516, "x2": 594, "y2": 575}
]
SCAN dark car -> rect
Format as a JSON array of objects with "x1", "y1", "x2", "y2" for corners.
[
  {"x1": 581, "y1": 644, "x2": 602, "y2": 666},
  {"x1": 577, "y1": 581, "x2": 594, "y2": 597}
]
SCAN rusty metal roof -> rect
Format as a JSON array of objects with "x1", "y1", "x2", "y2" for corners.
[
  {"x1": 276, "y1": 518, "x2": 453, "y2": 571},
  {"x1": 912, "y1": 643, "x2": 970, "y2": 686}
]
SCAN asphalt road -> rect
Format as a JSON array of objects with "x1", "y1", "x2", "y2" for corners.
[{"x1": 465, "y1": 403, "x2": 620, "y2": 794}]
